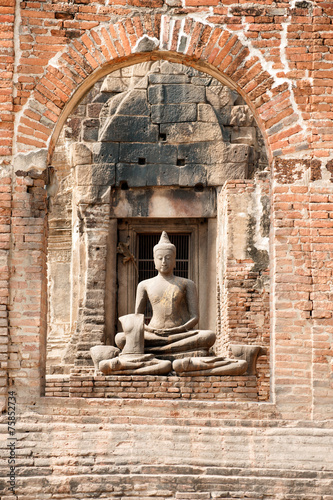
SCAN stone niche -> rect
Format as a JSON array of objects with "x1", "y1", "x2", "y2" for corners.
[{"x1": 47, "y1": 61, "x2": 270, "y2": 400}]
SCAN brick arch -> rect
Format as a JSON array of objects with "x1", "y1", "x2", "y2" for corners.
[{"x1": 17, "y1": 14, "x2": 306, "y2": 163}]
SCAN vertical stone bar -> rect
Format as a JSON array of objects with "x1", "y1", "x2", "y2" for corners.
[
  {"x1": 74, "y1": 203, "x2": 110, "y2": 366},
  {"x1": 104, "y1": 218, "x2": 118, "y2": 346}
]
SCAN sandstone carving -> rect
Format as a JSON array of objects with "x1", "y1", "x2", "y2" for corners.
[
  {"x1": 115, "y1": 232, "x2": 216, "y2": 357},
  {"x1": 90, "y1": 345, "x2": 120, "y2": 372},
  {"x1": 173, "y1": 356, "x2": 247, "y2": 376},
  {"x1": 55, "y1": 59, "x2": 268, "y2": 378},
  {"x1": 230, "y1": 344, "x2": 264, "y2": 376},
  {"x1": 101, "y1": 232, "x2": 254, "y2": 377},
  {"x1": 98, "y1": 314, "x2": 172, "y2": 375}
]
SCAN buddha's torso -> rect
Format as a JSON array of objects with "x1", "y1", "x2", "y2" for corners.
[{"x1": 143, "y1": 275, "x2": 191, "y2": 330}]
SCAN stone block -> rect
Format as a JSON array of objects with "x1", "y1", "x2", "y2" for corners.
[
  {"x1": 178, "y1": 141, "x2": 228, "y2": 165},
  {"x1": 82, "y1": 119, "x2": 100, "y2": 142},
  {"x1": 191, "y1": 76, "x2": 212, "y2": 86},
  {"x1": 100, "y1": 93, "x2": 124, "y2": 120},
  {"x1": 134, "y1": 36, "x2": 159, "y2": 53},
  {"x1": 64, "y1": 117, "x2": 81, "y2": 140},
  {"x1": 101, "y1": 75, "x2": 130, "y2": 93},
  {"x1": 115, "y1": 90, "x2": 150, "y2": 116},
  {"x1": 132, "y1": 60, "x2": 160, "y2": 77},
  {"x1": 116, "y1": 162, "x2": 184, "y2": 187},
  {"x1": 160, "y1": 122, "x2": 223, "y2": 144},
  {"x1": 179, "y1": 164, "x2": 207, "y2": 187},
  {"x1": 116, "y1": 163, "x2": 147, "y2": 187},
  {"x1": 159, "y1": 60, "x2": 188, "y2": 74},
  {"x1": 151, "y1": 104, "x2": 197, "y2": 123},
  {"x1": 207, "y1": 162, "x2": 247, "y2": 186},
  {"x1": 231, "y1": 127, "x2": 257, "y2": 146},
  {"x1": 119, "y1": 142, "x2": 178, "y2": 165},
  {"x1": 93, "y1": 142, "x2": 119, "y2": 164},
  {"x1": 72, "y1": 143, "x2": 92, "y2": 165},
  {"x1": 206, "y1": 86, "x2": 236, "y2": 108},
  {"x1": 132, "y1": 76, "x2": 149, "y2": 89},
  {"x1": 197, "y1": 104, "x2": 218, "y2": 123},
  {"x1": 148, "y1": 74, "x2": 190, "y2": 84},
  {"x1": 76, "y1": 164, "x2": 115, "y2": 186},
  {"x1": 110, "y1": 187, "x2": 217, "y2": 218},
  {"x1": 100, "y1": 116, "x2": 159, "y2": 143},
  {"x1": 227, "y1": 144, "x2": 251, "y2": 163},
  {"x1": 148, "y1": 84, "x2": 206, "y2": 104},
  {"x1": 146, "y1": 164, "x2": 180, "y2": 186},
  {"x1": 87, "y1": 103, "x2": 104, "y2": 118},
  {"x1": 76, "y1": 185, "x2": 111, "y2": 204}
]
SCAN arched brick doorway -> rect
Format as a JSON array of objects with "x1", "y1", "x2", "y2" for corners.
[{"x1": 45, "y1": 59, "x2": 271, "y2": 402}]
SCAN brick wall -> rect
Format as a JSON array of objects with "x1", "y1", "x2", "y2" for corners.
[
  {"x1": 9, "y1": 174, "x2": 48, "y2": 398},
  {"x1": 45, "y1": 372, "x2": 261, "y2": 401},
  {"x1": 217, "y1": 180, "x2": 270, "y2": 401},
  {"x1": 272, "y1": 158, "x2": 333, "y2": 420},
  {"x1": 1, "y1": 1, "x2": 333, "y2": 498}
]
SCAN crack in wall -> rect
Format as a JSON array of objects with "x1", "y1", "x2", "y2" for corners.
[
  {"x1": 232, "y1": 16, "x2": 309, "y2": 140},
  {"x1": 14, "y1": 5, "x2": 316, "y2": 159},
  {"x1": 12, "y1": 0, "x2": 23, "y2": 156},
  {"x1": 187, "y1": 7, "x2": 215, "y2": 28}
]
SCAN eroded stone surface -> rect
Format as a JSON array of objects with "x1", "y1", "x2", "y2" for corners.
[
  {"x1": 98, "y1": 314, "x2": 172, "y2": 375},
  {"x1": 47, "y1": 61, "x2": 269, "y2": 374}
]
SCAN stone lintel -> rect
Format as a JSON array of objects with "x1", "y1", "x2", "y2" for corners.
[{"x1": 110, "y1": 187, "x2": 216, "y2": 218}]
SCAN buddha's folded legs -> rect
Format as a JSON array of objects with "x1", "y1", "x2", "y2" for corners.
[
  {"x1": 173, "y1": 356, "x2": 248, "y2": 376},
  {"x1": 144, "y1": 330, "x2": 216, "y2": 354},
  {"x1": 99, "y1": 355, "x2": 172, "y2": 375}
]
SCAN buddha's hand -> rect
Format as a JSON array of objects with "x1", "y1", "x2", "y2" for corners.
[
  {"x1": 150, "y1": 325, "x2": 188, "y2": 335},
  {"x1": 161, "y1": 326, "x2": 186, "y2": 334},
  {"x1": 144, "y1": 325, "x2": 169, "y2": 336},
  {"x1": 145, "y1": 325, "x2": 188, "y2": 335}
]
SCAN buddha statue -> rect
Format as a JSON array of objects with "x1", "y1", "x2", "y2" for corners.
[
  {"x1": 96, "y1": 314, "x2": 171, "y2": 375},
  {"x1": 115, "y1": 231, "x2": 216, "y2": 357},
  {"x1": 94, "y1": 232, "x2": 256, "y2": 376}
]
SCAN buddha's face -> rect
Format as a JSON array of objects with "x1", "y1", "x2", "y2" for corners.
[{"x1": 154, "y1": 248, "x2": 176, "y2": 275}]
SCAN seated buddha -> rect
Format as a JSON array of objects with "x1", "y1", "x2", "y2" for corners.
[
  {"x1": 115, "y1": 231, "x2": 216, "y2": 357},
  {"x1": 96, "y1": 232, "x2": 252, "y2": 376}
]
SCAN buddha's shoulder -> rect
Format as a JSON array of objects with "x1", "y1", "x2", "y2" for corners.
[
  {"x1": 137, "y1": 277, "x2": 157, "y2": 289},
  {"x1": 173, "y1": 276, "x2": 196, "y2": 288}
]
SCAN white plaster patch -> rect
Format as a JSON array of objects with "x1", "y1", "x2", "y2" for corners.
[
  {"x1": 177, "y1": 18, "x2": 189, "y2": 53},
  {"x1": 280, "y1": 21, "x2": 307, "y2": 131},
  {"x1": 250, "y1": 184, "x2": 269, "y2": 253},
  {"x1": 168, "y1": 19, "x2": 176, "y2": 51},
  {"x1": 13, "y1": 0, "x2": 22, "y2": 86},
  {"x1": 228, "y1": 193, "x2": 249, "y2": 261},
  {"x1": 188, "y1": 7, "x2": 215, "y2": 28},
  {"x1": 133, "y1": 35, "x2": 159, "y2": 53},
  {"x1": 219, "y1": 12, "x2": 311, "y2": 146},
  {"x1": 13, "y1": 149, "x2": 48, "y2": 173},
  {"x1": 320, "y1": 166, "x2": 333, "y2": 183},
  {"x1": 0, "y1": 163, "x2": 11, "y2": 178},
  {"x1": 160, "y1": 15, "x2": 167, "y2": 49}
]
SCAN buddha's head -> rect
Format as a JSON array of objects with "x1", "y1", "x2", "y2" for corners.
[{"x1": 153, "y1": 232, "x2": 176, "y2": 275}]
